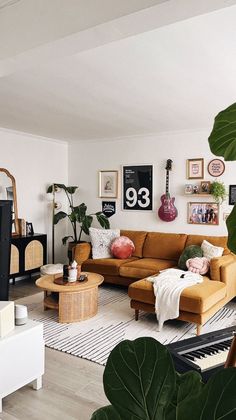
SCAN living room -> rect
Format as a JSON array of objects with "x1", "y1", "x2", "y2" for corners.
[{"x1": 1, "y1": 0, "x2": 236, "y2": 419}]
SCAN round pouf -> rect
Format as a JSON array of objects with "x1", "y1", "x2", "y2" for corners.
[
  {"x1": 40, "y1": 263, "x2": 63, "y2": 276},
  {"x1": 111, "y1": 236, "x2": 135, "y2": 259}
]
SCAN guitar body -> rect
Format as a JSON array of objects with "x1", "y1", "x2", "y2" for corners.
[
  {"x1": 158, "y1": 194, "x2": 178, "y2": 222},
  {"x1": 158, "y1": 159, "x2": 178, "y2": 222}
]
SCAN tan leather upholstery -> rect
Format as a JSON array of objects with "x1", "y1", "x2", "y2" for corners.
[
  {"x1": 119, "y1": 258, "x2": 177, "y2": 279},
  {"x1": 185, "y1": 234, "x2": 230, "y2": 255},
  {"x1": 143, "y1": 232, "x2": 187, "y2": 260},
  {"x1": 128, "y1": 277, "x2": 226, "y2": 313},
  {"x1": 82, "y1": 257, "x2": 138, "y2": 276},
  {"x1": 120, "y1": 230, "x2": 147, "y2": 258}
]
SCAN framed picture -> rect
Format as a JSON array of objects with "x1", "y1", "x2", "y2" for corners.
[
  {"x1": 122, "y1": 165, "x2": 153, "y2": 210},
  {"x1": 229, "y1": 185, "x2": 236, "y2": 205},
  {"x1": 188, "y1": 202, "x2": 219, "y2": 225},
  {"x1": 187, "y1": 158, "x2": 204, "y2": 179},
  {"x1": 99, "y1": 170, "x2": 118, "y2": 198},
  {"x1": 192, "y1": 185, "x2": 199, "y2": 194},
  {"x1": 185, "y1": 184, "x2": 193, "y2": 194},
  {"x1": 208, "y1": 159, "x2": 225, "y2": 177},
  {"x1": 26, "y1": 222, "x2": 34, "y2": 235},
  {"x1": 200, "y1": 181, "x2": 211, "y2": 194}
]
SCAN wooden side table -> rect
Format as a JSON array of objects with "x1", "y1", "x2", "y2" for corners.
[
  {"x1": 36, "y1": 273, "x2": 104, "y2": 323},
  {"x1": 0, "y1": 320, "x2": 44, "y2": 412}
]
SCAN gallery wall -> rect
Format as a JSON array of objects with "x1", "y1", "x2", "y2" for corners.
[
  {"x1": 0, "y1": 128, "x2": 68, "y2": 263},
  {"x1": 68, "y1": 129, "x2": 236, "y2": 238}
]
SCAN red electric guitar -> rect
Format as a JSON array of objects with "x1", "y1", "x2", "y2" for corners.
[{"x1": 158, "y1": 159, "x2": 178, "y2": 222}]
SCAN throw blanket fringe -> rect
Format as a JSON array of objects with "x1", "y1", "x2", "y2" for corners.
[{"x1": 147, "y1": 268, "x2": 203, "y2": 330}]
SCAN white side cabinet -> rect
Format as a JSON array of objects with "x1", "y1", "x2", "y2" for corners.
[{"x1": 0, "y1": 320, "x2": 44, "y2": 412}]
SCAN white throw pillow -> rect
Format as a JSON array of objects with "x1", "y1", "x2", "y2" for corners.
[
  {"x1": 201, "y1": 240, "x2": 224, "y2": 261},
  {"x1": 89, "y1": 228, "x2": 120, "y2": 259}
]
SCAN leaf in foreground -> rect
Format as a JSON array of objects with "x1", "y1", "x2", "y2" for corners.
[{"x1": 104, "y1": 337, "x2": 176, "y2": 420}]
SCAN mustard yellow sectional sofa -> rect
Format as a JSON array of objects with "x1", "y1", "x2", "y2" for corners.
[{"x1": 74, "y1": 230, "x2": 236, "y2": 334}]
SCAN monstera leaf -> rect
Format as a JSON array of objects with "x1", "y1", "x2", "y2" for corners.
[
  {"x1": 103, "y1": 337, "x2": 176, "y2": 420},
  {"x1": 208, "y1": 103, "x2": 236, "y2": 161}
]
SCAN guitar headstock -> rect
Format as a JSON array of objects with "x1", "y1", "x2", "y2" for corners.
[{"x1": 165, "y1": 159, "x2": 173, "y2": 171}]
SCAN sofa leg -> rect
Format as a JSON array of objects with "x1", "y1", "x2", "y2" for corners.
[
  {"x1": 196, "y1": 325, "x2": 202, "y2": 336},
  {"x1": 135, "y1": 309, "x2": 139, "y2": 321}
]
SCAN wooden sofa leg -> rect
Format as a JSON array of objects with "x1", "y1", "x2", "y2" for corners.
[
  {"x1": 196, "y1": 325, "x2": 202, "y2": 336},
  {"x1": 135, "y1": 309, "x2": 139, "y2": 321}
]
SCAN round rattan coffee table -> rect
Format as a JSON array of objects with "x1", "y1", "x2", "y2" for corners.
[{"x1": 35, "y1": 272, "x2": 104, "y2": 323}]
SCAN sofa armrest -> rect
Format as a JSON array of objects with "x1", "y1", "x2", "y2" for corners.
[
  {"x1": 210, "y1": 254, "x2": 236, "y2": 281},
  {"x1": 221, "y1": 258, "x2": 236, "y2": 300},
  {"x1": 74, "y1": 242, "x2": 91, "y2": 265}
]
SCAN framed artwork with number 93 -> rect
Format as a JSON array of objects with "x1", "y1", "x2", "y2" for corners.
[{"x1": 122, "y1": 165, "x2": 153, "y2": 210}]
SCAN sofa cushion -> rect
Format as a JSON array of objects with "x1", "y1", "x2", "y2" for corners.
[
  {"x1": 82, "y1": 257, "x2": 138, "y2": 276},
  {"x1": 186, "y1": 235, "x2": 230, "y2": 255},
  {"x1": 128, "y1": 277, "x2": 226, "y2": 314},
  {"x1": 178, "y1": 245, "x2": 203, "y2": 270},
  {"x1": 120, "y1": 230, "x2": 147, "y2": 258},
  {"x1": 89, "y1": 227, "x2": 120, "y2": 259},
  {"x1": 142, "y1": 232, "x2": 187, "y2": 260},
  {"x1": 119, "y1": 258, "x2": 177, "y2": 279}
]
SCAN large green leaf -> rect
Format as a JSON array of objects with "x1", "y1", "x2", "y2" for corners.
[
  {"x1": 74, "y1": 203, "x2": 87, "y2": 223},
  {"x1": 208, "y1": 103, "x2": 236, "y2": 160},
  {"x1": 96, "y1": 213, "x2": 110, "y2": 229},
  {"x1": 178, "y1": 367, "x2": 236, "y2": 420},
  {"x1": 91, "y1": 405, "x2": 121, "y2": 420},
  {"x1": 103, "y1": 337, "x2": 176, "y2": 420},
  {"x1": 81, "y1": 215, "x2": 93, "y2": 235},
  {"x1": 226, "y1": 204, "x2": 236, "y2": 254},
  {"x1": 165, "y1": 371, "x2": 203, "y2": 420},
  {"x1": 66, "y1": 186, "x2": 78, "y2": 194},
  {"x1": 53, "y1": 211, "x2": 67, "y2": 224}
]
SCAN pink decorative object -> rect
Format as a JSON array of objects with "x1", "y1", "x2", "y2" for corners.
[
  {"x1": 111, "y1": 236, "x2": 135, "y2": 259},
  {"x1": 186, "y1": 257, "x2": 210, "y2": 275}
]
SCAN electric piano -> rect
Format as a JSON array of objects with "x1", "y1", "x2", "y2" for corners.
[{"x1": 167, "y1": 326, "x2": 236, "y2": 382}]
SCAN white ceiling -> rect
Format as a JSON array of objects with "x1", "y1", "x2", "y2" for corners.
[{"x1": 0, "y1": 0, "x2": 236, "y2": 142}]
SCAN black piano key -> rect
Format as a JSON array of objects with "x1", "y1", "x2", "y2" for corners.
[{"x1": 184, "y1": 354, "x2": 196, "y2": 362}]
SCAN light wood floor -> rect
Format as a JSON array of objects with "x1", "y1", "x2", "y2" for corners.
[{"x1": 3, "y1": 277, "x2": 108, "y2": 420}]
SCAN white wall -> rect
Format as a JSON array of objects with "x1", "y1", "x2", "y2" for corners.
[
  {"x1": 68, "y1": 129, "x2": 236, "y2": 237},
  {"x1": 0, "y1": 128, "x2": 68, "y2": 263}
]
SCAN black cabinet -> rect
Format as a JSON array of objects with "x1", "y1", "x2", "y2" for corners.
[{"x1": 10, "y1": 234, "x2": 47, "y2": 281}]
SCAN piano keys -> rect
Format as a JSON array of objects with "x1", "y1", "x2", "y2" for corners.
[{"x1": 167, "y1": 326, "x2": 236, "y2": 382}]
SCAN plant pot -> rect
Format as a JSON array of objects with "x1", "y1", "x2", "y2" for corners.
[{"x1": 67, "y1": 241, "x2": 87, "y2": 262}]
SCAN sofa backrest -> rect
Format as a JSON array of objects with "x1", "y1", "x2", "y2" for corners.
[
  {"x1": 142, "y1": 232, "x2": 188, "y2": 260},
  {"x1": 185, "y1": 234, "x2": 230, "y2": 255},
  {"x1": 121, "y1": 229, "x2": 147, "y2": 258}
]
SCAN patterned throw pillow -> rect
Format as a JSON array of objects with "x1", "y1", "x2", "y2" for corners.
[
  {"x1": 111, "y1": 236, "x2": 135, "y2": 259},
  {"x1": 89, "y1": 227, "x2": 120, "y2": 259},
  {"x1": 201, "y1": 240, "x2": 224, "y2": 260}
]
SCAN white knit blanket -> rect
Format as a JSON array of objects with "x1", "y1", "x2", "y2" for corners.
[{"x1": 147, "y1": 268, "x2": 203, "y2": 330}]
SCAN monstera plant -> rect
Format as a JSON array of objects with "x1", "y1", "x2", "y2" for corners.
[
  {"x1": 47, "y1": 184, "x2": 110, "y2": 244},
  {"x1": 208, "y1": 103, "x2": 236, "y2": 253},
  {"x1": 91, "y1": 337, "x2": 236, "y2": 420}
]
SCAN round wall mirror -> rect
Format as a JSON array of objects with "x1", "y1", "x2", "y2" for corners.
[{"x1": 0, "y1": 168, "x2": 19, "y2": 235}]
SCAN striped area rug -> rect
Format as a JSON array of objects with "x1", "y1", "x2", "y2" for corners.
[{"x1": 19, "y1": 285, "x2": 236, "y2": 366}]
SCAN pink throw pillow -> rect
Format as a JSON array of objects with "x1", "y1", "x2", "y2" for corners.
[{"x1": 111, "y1": 236, "x2": 135, "y2": 259}]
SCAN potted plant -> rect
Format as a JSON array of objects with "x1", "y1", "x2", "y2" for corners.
[
  {"x1": 208, "y1": 103, "x2": 236, "y2": 253},
  {"x1": 91, "y1": 337, "x2": 236, "y2": 419},
  {"x1": 47, "y1": 184, "x2": 110, "y2": 248},
  {"x1": 210, "y1": 180, "x2": 227, "y2": 203}
]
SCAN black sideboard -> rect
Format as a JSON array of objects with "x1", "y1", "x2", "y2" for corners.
[{"x1": 10, "y1": 234, "x2": 47, "y2": 283}]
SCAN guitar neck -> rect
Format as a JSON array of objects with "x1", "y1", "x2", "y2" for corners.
[{"x1": 166, "y1": 170, "x2": 169, "y2": 195}]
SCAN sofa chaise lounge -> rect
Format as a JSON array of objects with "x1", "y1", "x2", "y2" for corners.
[{"x1": 74, "y1": 230, "x2": 236, "y2": 334}]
